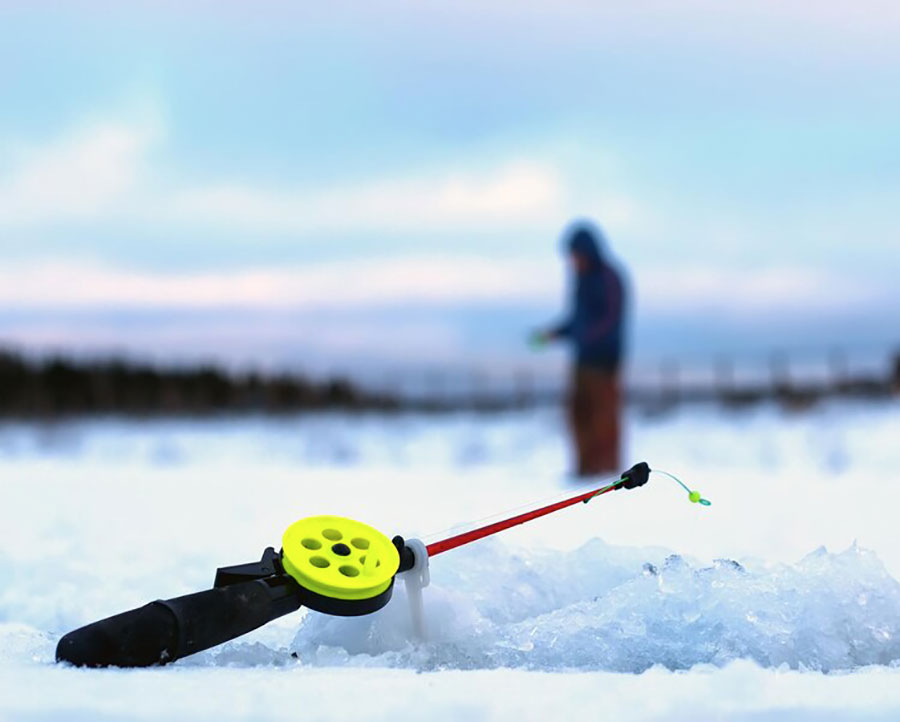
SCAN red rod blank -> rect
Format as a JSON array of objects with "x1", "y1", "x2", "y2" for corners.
[{"x1": 425, "y1": 483, "x2": 621, "y2": 557}]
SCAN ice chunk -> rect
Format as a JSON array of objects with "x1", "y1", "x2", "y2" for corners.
[{"x1": 293, "y1": 541, "x2": 900, "y2": 673}]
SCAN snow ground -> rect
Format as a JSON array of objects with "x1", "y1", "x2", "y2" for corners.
[{"x1": 1, "y1": 400, "x2": 899, "y2": 720}]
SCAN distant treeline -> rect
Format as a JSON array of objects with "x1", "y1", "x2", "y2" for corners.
[
  {"x1": 1, "y1": 347, "x2": 897, "y2": 418},
  {"x1": 0, "y1": 350, "x2": 400, "y2": 416}
]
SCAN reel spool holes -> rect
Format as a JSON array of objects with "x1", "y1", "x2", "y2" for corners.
[{"x1": 281, "y1": 515, "x2": 400, "y2": 615}]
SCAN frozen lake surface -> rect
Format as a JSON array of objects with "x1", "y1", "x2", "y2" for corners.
[{"x1": 1, "y1": 401, "x2": 899, "y2": 720}]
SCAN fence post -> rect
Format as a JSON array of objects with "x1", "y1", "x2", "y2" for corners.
[
  {"x1": 514, "y1": 368, "x2": 534, "y2": 409},
  {"x1": 770, "y1": 350, "x2": 791, "y2": 398},
  {"x1": 715, "y1": 355, "x2": 733, "y2": 402},
  {"x1": 829, "y1": 348, "x2": 848, "y2": 394},
  {"x1": 424, "y1": 368, "x2": 444, "y2": 409},
  {"x1": 892, "y1": 351, "x2": 900, "y2": 395},
  {"x1": 660, "y1": 358, "x2": 680, "y2": 406}
]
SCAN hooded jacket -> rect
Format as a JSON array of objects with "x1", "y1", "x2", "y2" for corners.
[{"x1": 553, "y1": 225, "x2": 626, "y2": 372}]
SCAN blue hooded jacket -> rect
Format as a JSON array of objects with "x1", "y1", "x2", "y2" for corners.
[{"x1": 553, "y1": 224, "x2": 626, "y2": 372}]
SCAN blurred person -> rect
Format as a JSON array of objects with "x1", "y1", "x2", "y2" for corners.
[{"x1": 532, "y1": 222, "x2": 628, "y2": 477}]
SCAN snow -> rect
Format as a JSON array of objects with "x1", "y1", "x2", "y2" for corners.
[
  {"x1": 1, "y1": 400, "x2": 899, "y2": 720},
  {"x1": 3, "y1": 662, "x2": 900, "y2": 722}
]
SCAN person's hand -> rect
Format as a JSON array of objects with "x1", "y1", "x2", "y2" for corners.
[{"x1": 528, "y1": 329, "x2": 553, "y2": 350}]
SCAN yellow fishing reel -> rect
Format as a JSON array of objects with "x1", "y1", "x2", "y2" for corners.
[{"x1": 281, "y1": 515, "x2": 401, "y2": 616}]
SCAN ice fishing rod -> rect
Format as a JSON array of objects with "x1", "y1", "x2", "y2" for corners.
[{"x1": 55, "y1": 461, "x2": 709, "y2": 668}]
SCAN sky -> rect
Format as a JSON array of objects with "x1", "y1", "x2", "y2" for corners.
[{"x1": 1, "y1": 1, "x2": 898, "y2": 379}]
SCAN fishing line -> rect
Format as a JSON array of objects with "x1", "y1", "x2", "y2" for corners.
[{"x1": 653, "y1": 469, "x2": 712, "y2": 506}]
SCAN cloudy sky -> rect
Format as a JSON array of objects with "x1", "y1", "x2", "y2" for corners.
[{"x1": 1, "y1": 1, "x2": 898, "y2": 375}]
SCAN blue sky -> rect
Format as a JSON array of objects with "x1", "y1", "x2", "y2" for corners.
[{"x1": 1, "y1": 1, "x2": 898, "y2": 375}]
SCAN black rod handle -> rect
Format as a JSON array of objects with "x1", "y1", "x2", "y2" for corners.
[{"x1": 56, "y1": 577, "x2": 302, "y2": 668}]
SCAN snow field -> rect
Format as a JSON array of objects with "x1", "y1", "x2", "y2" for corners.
[{"x1": 1, "y1": 400, "x2": 899, "y2": 719}]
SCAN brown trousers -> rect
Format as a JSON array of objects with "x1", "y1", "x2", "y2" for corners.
[{"x1": 568, "y1": 365, "x2": 621, "y2": 477}]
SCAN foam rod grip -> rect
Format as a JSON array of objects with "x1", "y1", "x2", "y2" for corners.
[{"x1": 56, "y1": 577, "x2": 302, "y2": 667}]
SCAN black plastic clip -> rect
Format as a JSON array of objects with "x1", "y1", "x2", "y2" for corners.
[{"x1": 214, "y1": 547, "x2": 283, "y2": 588}]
